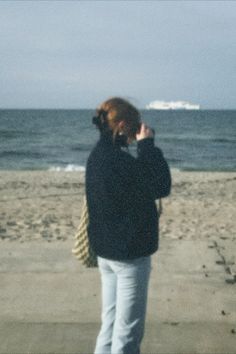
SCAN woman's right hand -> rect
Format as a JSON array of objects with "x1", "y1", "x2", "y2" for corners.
[{"x1": 136, "y1": 123, "x2": 155, "y2": 141}]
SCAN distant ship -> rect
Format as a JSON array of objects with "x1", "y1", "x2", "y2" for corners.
[{"x1": 146, "y1": 100, "x2": 200, "y2": 110}]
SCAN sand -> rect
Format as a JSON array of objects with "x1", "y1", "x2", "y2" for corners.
[
  {"x1": 0, "y1": 169, "x2": 235, "y2": 244},
  {"x1": 0, "y1": 169, "x2": 236, "y2": 353}
]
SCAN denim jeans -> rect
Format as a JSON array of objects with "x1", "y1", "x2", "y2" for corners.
[{"x1": 94, "y1": 255, "x2": 152, "y2": 354}]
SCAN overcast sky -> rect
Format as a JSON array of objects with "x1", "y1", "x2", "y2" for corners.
[{"x1": 0, "y1": 1, "x2": 236, "y2": 109}]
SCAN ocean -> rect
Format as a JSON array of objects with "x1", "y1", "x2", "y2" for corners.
[{"x1": 0, "y1": 109, "x2": 235, "y2": 172}]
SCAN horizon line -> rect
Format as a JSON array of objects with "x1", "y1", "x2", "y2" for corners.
[{"x1": 0, "y1": 107, "x2": 236, "y2": 111}]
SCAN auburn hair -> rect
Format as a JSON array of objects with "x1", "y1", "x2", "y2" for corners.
[{"x1": 95, "y1": 97, "x2": 141, "y2": 143}]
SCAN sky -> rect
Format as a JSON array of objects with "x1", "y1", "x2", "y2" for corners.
[{"x1": 0, "y1": 1, "x2": 236, "y2": 109}]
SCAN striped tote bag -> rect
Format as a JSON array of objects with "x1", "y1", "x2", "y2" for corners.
[{"x1": 72, "y1": 195, "x2": 98, "y2": 268}]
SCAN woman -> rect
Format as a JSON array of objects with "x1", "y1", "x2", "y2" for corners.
[{"x1": 85, "y1": 97, "x2": 171, "y2": 354}]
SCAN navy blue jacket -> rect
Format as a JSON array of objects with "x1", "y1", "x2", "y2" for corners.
[{"x1": 85, "y1": 129, "x2": 171, "y2": 261}]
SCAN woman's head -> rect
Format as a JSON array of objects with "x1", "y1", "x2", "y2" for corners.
[{"x1": 93, "y1": 97, "x2": 141, "y2": 144}]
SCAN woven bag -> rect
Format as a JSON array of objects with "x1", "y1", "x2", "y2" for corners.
[{"x1": 72, "y1": 195, "x2": 98, "y2": 268}]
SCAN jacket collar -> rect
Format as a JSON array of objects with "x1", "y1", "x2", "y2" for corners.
[{"x1": 99, "y1": 129, "x2": 129, "y2": 149}]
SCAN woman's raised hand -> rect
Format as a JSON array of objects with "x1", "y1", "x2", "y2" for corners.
[{"x1": 136, "y1": 123, "x2": 155, "y2": 141}]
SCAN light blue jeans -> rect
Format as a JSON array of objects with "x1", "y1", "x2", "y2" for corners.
[{"x1": 94, "y1": 255, "x2": 152, "y2": 354}]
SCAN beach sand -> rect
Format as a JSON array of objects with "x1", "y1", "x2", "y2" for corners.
[
  {"x1": 0, "y1": 169, "x2": 235, "y2": 244},
  {"x1": 0, "y1": 169, "x2": 236, "y2": 353}
]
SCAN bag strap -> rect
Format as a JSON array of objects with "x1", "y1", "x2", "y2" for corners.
[{"x1": 158, "y1": 198, "x2": 163, "y2": 216}]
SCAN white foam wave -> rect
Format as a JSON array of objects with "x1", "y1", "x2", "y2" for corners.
[{"x1": 48, "y1": 164, "x2": 85, "y2": 172}]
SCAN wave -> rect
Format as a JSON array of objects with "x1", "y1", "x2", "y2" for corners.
[
  {"x1": 168, "y1": 157, "x2": 183, "y2": 163},
  {"x1": 48, "y1": 164, "x2": 85, "y2": 172},
  {"x1": 161, "y1": 135, "x2": 236, "y2": 143},
  {"x1": 180, "y1": 166, "x2": 236, "y2": 172},
  {"x1": 70, "y1": 143, "x2": 94, "y2": 152},
  {"x1": 0, "y1": 130, "x2": 24, "y2": 139},
  {"x1": 0, "y1": 129, "x2": 42, "y2": 139},
  {"x1": 0, "y1": 150, "x2": 48, "y2": 159},
  {"x1": 211, "y1": 138, "x2": 236, "y2": 144}
]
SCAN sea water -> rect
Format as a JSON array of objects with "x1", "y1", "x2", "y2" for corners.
[{"x1": 0, "y1": 109, "x2": 235, "y2": 171}]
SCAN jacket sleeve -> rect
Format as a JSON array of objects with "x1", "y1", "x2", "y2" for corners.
[
  {"x1": 113, "y1": 137, "x2": 171, "y2": 201},
  {"x1": 136, "y1": 137, "x2": 171, "y2": 199}
]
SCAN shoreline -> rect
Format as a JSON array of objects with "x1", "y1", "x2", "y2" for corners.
[{"x1": 1, "y1": 167, "x2": 236, "y2": 173}]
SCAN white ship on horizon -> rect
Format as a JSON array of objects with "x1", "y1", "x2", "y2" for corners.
[{"x1": 146, "y1": 100, "x2": 200, "y2": 110}]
